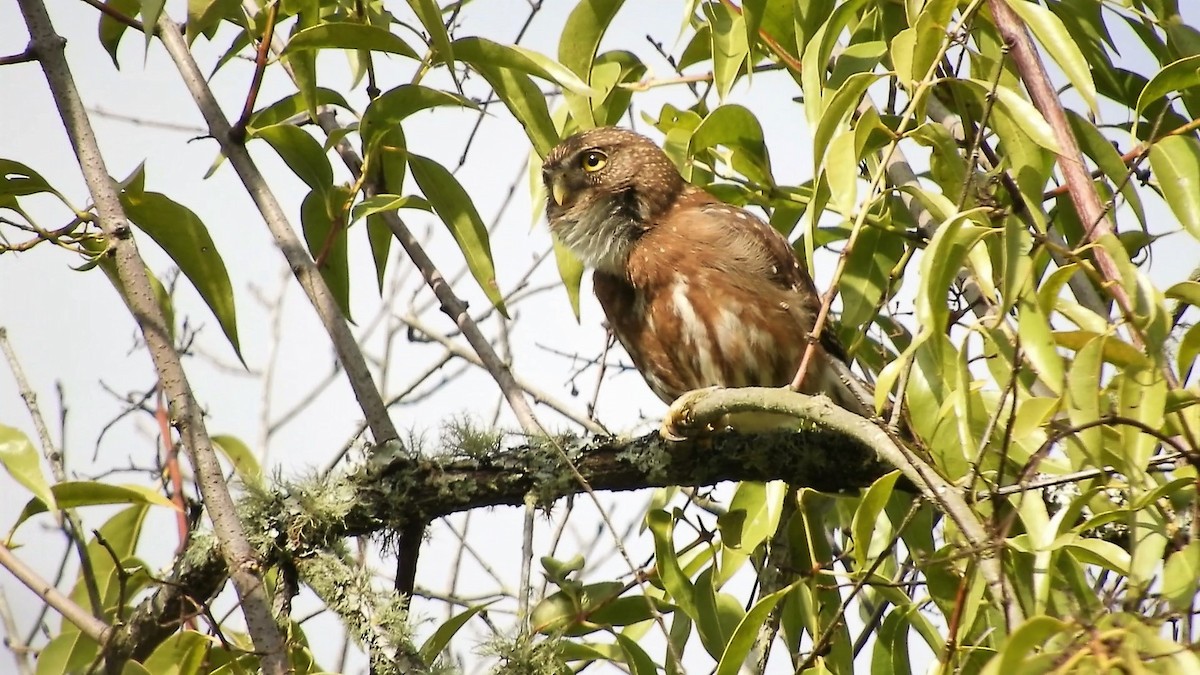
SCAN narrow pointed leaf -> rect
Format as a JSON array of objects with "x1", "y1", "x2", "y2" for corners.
[
  {"x1": 0, "y1": 425, "x2": 55, "y2": 512},
  {"x1": 408, "y1": 154, "x2": 507, "y2": 316},
  {"x1": 1148, "y1": 135, "x2": 1200, "y2": 241},
  {"x1": 283, "y1": 23, "x2": 419, "y2": 59},
  {"x1": 120, "y1": 191, "x2": 242, "y2": 359}
]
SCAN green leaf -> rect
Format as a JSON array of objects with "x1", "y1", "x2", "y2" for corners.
[
  {"x1": 914, "y1": 208, "x2": 993, "y2": 344},
  {"x1": 142, "y1": 631, "x2": 212, "y2": 675},
  {"x1": 283, "y1": 22, "x2": 318, "y2": 119},
  {"x1": 841, "y1": 226, "x2": 904, "y2": 332},
  {"x1": 406, "y1": 0, "x2": 453, "y2": 66},
  {"x1": 119, "y1": 191, "x2": 242, "y2": 360},
  {"x1": 0, "y1": 425, "x2": 55, "y2": 513},
  {"x1": 693, "y1": 567, "x2": 744, "y2": 660},
  {"x1": 141, "y1": 0, "x2": 165, "y2": 50},
  {"x1": 714, "y1": 582, "x2": 799, "y2": 675},
  {"x1": 283, "y1": 23, "x2": 419, "y2": 59},
  {"x1": 1166, "y1": 280, "x2": 1200, "y2": 308},
  {"x1": 717, "y1": 481, "x2": 786, "y2": 586},
  {"x1": 829, "y1": 40, "x2": 887, "y2": 90},
  {"x1": 1018, "y1": 288, "x2": 1066, "y2": 395},
  {"x1": 871, "y1": 609, "x2": 913, "y2": 675},
  {"x1": 419, "y1": 602, "x2": 495, "y2": 665},
  {"x1": 614, "y1": 633, "x2": 658, "y2": 675},
  {"x1": 558, "y1": 0, "x2": 626, "y2": 128},
  {"x1": 1177, "y1": 322, "x2": 1200, "y2": 376},
  {"x1": 813, "y1": 72, "x2": 883, "y2": 177},
  {"x1": 212, "y1": 434, "x2": 262, "y2": 483},
  {"x1": 252, "y1": 124, "x2": 334, "y2": 194},
  {"x1": 121, "y1": 661, "x2": 153, "y2": 675},
  {"x1": 646, "y1": 510, "x2": 697, "y2": 618},
  {"x1": 186, "y1": 0, "x2": 241, "y2": 44},
  {"x1": 463, "y1": 62, "x2": 559, "y2": 158},
  {"x1": 300, "y1": 187, "x2": 352, "y2": 320},
  {"x1": 552, "y1": 236, "x2": 584, "y2": 320},
  {"x1": 98, "y1": 0, "x2": 141, "y2": 67},
  {"x1": 245, "y1": 89, "x2": 354, "y2": 133},
  {"x1": 984, "y1": 81, "x2": 1061, "y2": 153},
  {"x1": 852, "y1": 471, "x2": 901, "y2": 569},
  {"x1": 704, "y1": 2, "x2": 749, "y2": 101},
  {"x1": 351, "y1": 194, "x2": 432, "y2": 224},
  {"x1": 591, "y1": 50, "x2": 646, "y2": 127},
  {"x1": 13, "y1": 481, "x2": 176, "y2": 531},
  {"x1": 35, "y1": 631, "x2": 95, "y2": 675},
  {"x1": 1135, "y1": 54, "x2": 1200, "y2": 135},
  {"x1": 408, "y1": 154, "x2": 507, "y2": 316},
  {"x1": 691, "y1": 105, "x2": 773, "y2": 187},
  {"x1": 1066, "y1": 335, "x2": 1106, "y2": 465},
  {"x1": 451, "y1": 37, "x2": 596, "y2": 97},
  {"x1": 1004, "y1": 0, "x2": 1097, "y2": 114},
  {"x1": 0, "y1": 159, "x2": 65, "y2": 200},
  {"x1": 1063, "y1": 539, "x2": 1130, "y2": 576},
  {"x1": 358, "y1": 85, "x2": 475, "y2": 151},
  {"x1": 1065, "y1": 111, "x2": 1147, "y2": 230},
  {"x1": 1118, "y1": 366, "x2": 1167, "y2": 469},
  {"x1": 825, "y1": 130, "x2": 858, "y2": 214},
  {"x1": 1163, "y1": 541, "x2": 1200, "y2": 612},
  {"x1": 1148, "y1": 135, "x2": 1200, "y2": 241},
  {"x1": 891, "y1": 0, "x2": 955, "y2": 88}
]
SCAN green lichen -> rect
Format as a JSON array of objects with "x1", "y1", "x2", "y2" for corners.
[{"x1": 485, "y1": 634, "x2": 571, "y2": 675}]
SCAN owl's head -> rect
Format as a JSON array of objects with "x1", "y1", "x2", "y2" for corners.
[{"x1": 542, "y1": 127, "x2": 684, "y2": 274}]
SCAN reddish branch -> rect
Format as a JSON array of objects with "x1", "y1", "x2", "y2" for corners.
[{"x1": 985, "y1": 1, "x2": 1158, "y2": 358}]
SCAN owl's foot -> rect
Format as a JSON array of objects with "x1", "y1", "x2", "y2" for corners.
[{"x1": 660, "y1": 387, "x2": 722, "y2": 441}]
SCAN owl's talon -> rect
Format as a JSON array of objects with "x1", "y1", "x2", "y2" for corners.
[{"x1": 660, "y1": 387, "x2": 720, "y2": 441}]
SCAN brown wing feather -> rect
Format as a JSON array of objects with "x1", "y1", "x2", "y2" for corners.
[{"x1": 675, "y1": 191, "x2": 853, "y2": 365}]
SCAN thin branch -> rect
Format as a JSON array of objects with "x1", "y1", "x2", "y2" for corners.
[
  {"x1": 0, "y1": 545, "x2": 111, "y2": 646},
  {"x1": 987, "y1": 0, "x2": 1166, "y2": 375},
  {"x1": 77, "y1": 0, "x2": 145, "y2": 32},
  {"x1": 2, "y1": 327, "x2": 103, "y2": 621},
  {"x1": 0, "y1": 587, "x2": 34, "y2": 675},
  {"x1": 399, "y1": 314, "x2": 607, "y2": 434},
  {"x1": 0, "y1": 48, "x2": 37, "y2": 66}
]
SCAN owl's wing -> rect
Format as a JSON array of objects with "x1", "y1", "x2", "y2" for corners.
[
  {"x1": 665, "y1": 198, "x2": 876, "y2": 417},
  {"x1": 688, "y1": 200, "x2": 852, "y2": 364}
]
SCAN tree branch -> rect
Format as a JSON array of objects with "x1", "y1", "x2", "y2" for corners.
[
  {"x1": 110, "y1": 418, "x2": 893, "y2": 659},
  {"x1": 664, "y1": 387, "x2": 1022, "y2": 628},
  {"x1": 152, "y1": 19, "x2": 400, "y2": 447},
  {"x1": 0, "y1": 545, "x2": 110, "y2": 647},
  {"x1": 14, "y1": 3, "x2": 288, "y2": 671}
]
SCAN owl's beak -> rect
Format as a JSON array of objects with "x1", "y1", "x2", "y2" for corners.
[{"x1": 549, "y1": 174, "x2": 568, "y2": 206}]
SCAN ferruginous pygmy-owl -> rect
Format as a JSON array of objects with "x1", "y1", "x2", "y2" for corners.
[{"x1": 542, "y1": 127, "x2": 874, "y2": 419}]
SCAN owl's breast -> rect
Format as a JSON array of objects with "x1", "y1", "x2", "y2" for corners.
[{"x1": 593, "y1": 264, "x2": 804, "y2": 404}]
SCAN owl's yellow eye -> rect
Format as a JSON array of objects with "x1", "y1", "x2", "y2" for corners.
[{"x1": 581, "y1": 150, "x2": 608, "y2": 172}]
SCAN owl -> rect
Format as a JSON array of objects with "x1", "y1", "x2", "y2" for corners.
[{"x1": 542, "y1": 127, "x2": 873, "y2": 421}]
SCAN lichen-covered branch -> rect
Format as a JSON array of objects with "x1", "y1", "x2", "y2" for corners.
[{"x1": 110, "y1": 421, "x2": 890, "y2": 659}]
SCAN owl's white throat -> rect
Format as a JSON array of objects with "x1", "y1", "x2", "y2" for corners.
[{"x1": 552, "y1": 199, "x2": 639, "y2": 277}]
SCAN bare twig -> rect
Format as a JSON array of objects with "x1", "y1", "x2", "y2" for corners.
[
  {"x1": 0, "y1": 587, "x2": 34, "y2": 675},
  {"x1": 0, "y1": 329, "x2": 105, "y2": 619}
]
